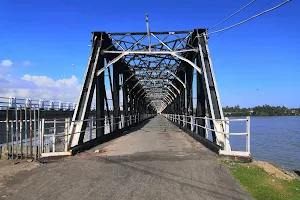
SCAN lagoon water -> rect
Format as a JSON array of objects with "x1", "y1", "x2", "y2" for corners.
[{"x1": 229, "y1": 116, "x2": 300, "y2": 170}]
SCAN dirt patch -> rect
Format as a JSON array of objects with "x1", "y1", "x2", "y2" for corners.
[
  {"x1": 0, "y1": 159, "x2": 38, "y2": 195},
  {"x1": 267, "y1": 178, "x2": 284, "y2": 191},
  {"x1": 251, "y1": 161, "x2": 294, "y2": 180},
  {"x1": 0, "y1": 160, "x2": 37, "y2": 180}
]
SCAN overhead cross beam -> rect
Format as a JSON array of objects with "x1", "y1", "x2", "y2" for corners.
[{"x1": 68, "y1": 14, "x2": 230, "y2": 152}]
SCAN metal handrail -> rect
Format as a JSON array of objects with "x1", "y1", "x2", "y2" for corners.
[
  {"x1": 0, "y1": 96, "x2": 125, "y2": 111},
  {"x1": 0, "y1": 106, "x2": 155, "y2": 159},
  {"x1": 162, "y1": 113, "x2": 250, "y2": 155}
]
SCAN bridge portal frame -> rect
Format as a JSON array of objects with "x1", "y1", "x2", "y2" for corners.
[{"x1": 68, "y1": 29, "x2": 230, "y2": 151}]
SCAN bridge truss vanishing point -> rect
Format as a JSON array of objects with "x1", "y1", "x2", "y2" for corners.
[{"x1": 68, "y1": 15, "x2": 231, "y2": 151}]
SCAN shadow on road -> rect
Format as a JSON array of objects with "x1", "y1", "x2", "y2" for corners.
[{"x1": 70, "y1": 117, "x2": 155, "y2": 155}]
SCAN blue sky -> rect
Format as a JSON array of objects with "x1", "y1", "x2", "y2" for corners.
[{"x1": 0, "y1": 0, "x2": 299, "y2": 108}]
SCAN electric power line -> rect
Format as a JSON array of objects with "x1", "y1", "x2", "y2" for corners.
[
  {"x1": 207, "y1": 0, "x2": 291, "y2": 35},
  {"x1": 212, "y1": 0, "x2": 279, "y2": 38},
  {"x1": 209, "y1": 0, "x2": 257, "y2": 31}
]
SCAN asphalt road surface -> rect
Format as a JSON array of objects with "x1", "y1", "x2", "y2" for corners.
[{"x1": 0, "y1": 116, "x2": 252, "y2": 200}]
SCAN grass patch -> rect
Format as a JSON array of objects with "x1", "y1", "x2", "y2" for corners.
[{"x1": 222, "y1": 160, "x2": 300, "y2": 200}]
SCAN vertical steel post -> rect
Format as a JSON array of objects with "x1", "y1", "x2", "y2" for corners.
[
  {"x1": 191, "y1": 116, "x2": 194, "y2": 131},
  {"x1": 196, "y1": 29, "x2": 228, "y2": 149},
  {"x1": 37, "y1": 108, "x2": 40, "y2": 158},
  {"x1": 6, "y1": 108, "x2": 9, "y2": 159},
  {"x1": 65, "y1": 118, "x2": 69, "y2": 152},
  {"x1": 184, "y1": 74, "x2": 187, "y2": 128},
  {"x1": 68, "y1": 33, "x2": 104, "y2": 147},
  {"x1": 96, "y1": 56, "x2": 105, "y2": 137},
  {"x1": 39, "y1": 119, "x2": 41, "y2": 155},
  {"x1": 196, "y1": 57, "x2": 206, "y2": 137},
  {"x1": 11, "y1": 119, "x2": 14, "y2": 159},
  {"x1": 89, "y1": 117, "x2": 93, "y2": 141},
  {"x1": 129, "y1": 93, "x2": 134, "y2": 125},
  {"x1": 53, "y1": 118, "x2": 56, "y2": 152},
  {"x1": 20, "y1": 106, "x2": 23, "y2": 159},
  {"x1": 103, "y1": 90, "x2": 111, "y2": 134},
  {"x1": 204, "y1": 116, "x2": 208, "y2": 139},
  {"x1": 246, "y1": 116, "x2": 251, "y2": 153},
  {"x1": 40, "y1": 118, "x2": 45, "y2": 154},
  {"x1": 25, "y1": 108, "x2": 28, "y2": 158},
  {"x1": 186, "y1": 62, "x2": 193, "y2": 130},
  {"x1": 30, "y1": 108, "x2": 33, "y2": 158},
  {"x1": 33, "y1": 107, "x2": 36, "y2": 159},
  {"x1": 224, "y1": 117, "x2": 230, "y2": 151},
  {"x1": 123, "y1": 72, "x2": 129, "y2": 127},
  {"x1": 15, "y1": 107, "x2": 18, "y2": 158},
  {"x1": 113, "y1": 62, "x2": 121, "y2": 131},
  {"x1": 107, "y1": 66, "x2": 114, "y2": 132}
]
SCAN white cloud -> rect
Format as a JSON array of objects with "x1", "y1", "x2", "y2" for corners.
[
  {"x1": 0, "y1": 60, "x2": 13, "y2": 67},
  {"x1": 22, "y1": 74, "x2": 79, "y2": 89},
  {"x1": 22, "y1": 60, "x2": 33, "y2": 66},
  {"x1": 0, "y1": 73, "x2": 123, "y2": 108},
  {"x1": 0, "y1": 74, "x2": 82, "y2": 103}
]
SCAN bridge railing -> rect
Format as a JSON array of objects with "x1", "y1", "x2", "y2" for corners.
[
  {"x1": 40, "y1": 113, "x2": 154, "y2": 157},
  {"x1": 0, "y1": 96, "x2": 122, "y2": 111},
  {"x1": 0, "y1": 96, "x2": 76, "y2": 111},
  {"x1": 0, "y1": 107, "x2": 41, "y2": 159},
  {"x1": 0, "y1": 105, "x2": 155, "y2": 159},
  {"x1": 162, "y1": 114, "x2": 250, "y2": 157}
]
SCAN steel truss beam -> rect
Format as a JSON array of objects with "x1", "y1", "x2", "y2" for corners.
[{"x1": 69, "y1": 26, "x2": 229, "y2": 150}]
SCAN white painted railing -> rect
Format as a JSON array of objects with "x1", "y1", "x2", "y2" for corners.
[
  {"x1": 0, "y1": 96, "x2": 76, "y2": 111},
  {"x1": 40, "y1": 113, "x2": 155, "y2": 157},
  {"x1": 0, "y1": 96, "x2": 122, "y2": 111},
  {"x1": 162, "y1": 114, "x2": 250, "y2": 157},
  {"x1": 0, "y1": 105, "x2": 154, "y2": 158}
]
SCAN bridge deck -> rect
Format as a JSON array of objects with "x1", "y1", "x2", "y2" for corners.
[{"x1": 0, "y1": 116, "x2": 251, "y2": 200}]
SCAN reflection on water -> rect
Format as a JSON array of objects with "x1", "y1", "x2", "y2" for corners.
[{"x1": 229, "y1": 116, "x2": 300, "y2": 170}]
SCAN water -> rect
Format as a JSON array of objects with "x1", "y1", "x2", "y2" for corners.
[{"x1": 229, "y1": 116, "x2": 300, "y2": 170}]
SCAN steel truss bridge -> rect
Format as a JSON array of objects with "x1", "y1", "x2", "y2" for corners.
[
  {"x1": 66, "y1": 17, "x2": 250, "y2": 156},
  {"x1": 0, "y1": 1, "x2": 293, "y2": 197}
]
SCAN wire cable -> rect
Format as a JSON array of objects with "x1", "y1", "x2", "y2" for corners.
[
  {"x1": 211, "y1": 0, "x2": 279, "y2": 38},
  {"x1": 209, "y1": 0, "x2": 257, "y2": 31},
  {"x1": 208, "y1": 0, "x2": 291, "y2": 35}
]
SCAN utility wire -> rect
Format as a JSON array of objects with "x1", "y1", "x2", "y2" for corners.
[
  {"x1": 209, "y1": 0, "x2": 257, "y2": 31},
  {"x1": 208, "y1": 0, "x2": 291, "y2": 35},
  {"x1": 212, "y1": 0, "x2": 278, "y2": 38}
]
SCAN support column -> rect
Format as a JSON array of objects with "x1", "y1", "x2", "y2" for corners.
[
  {"x1": 122, "y1": 71, "x2": 129, "y2": 127},
  {"x1": 186, "y1": 63, "x2": 193, "y2": 130},
  {"x1": 113, "y1": 61, "x2": 121, "y2": 131},
  {"x1": 178, "y1": 70, "x2": 185, "y2": 126},
  {"x1": 96, "y1": 57, "x2": 105, "y2": 138},
  {"x1": 194, "y1": 29, "x2": 227, "y2": 147},
  {"x1": 196, "y1": 58, "x2": 206, "y2": 137},
  {"x1": 69, "y1": 33, "x2": 104, "y2": 146}
]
